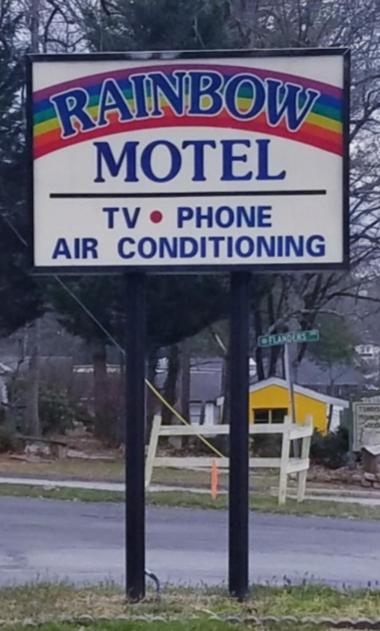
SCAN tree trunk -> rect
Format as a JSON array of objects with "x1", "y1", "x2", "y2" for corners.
[
  {"x1": 254, "y1": 306, "x2": 265, "y2": 380},
  {"x1": 221, "y1": 352, "x2": 230, "y2": 425},
  {"x1": 25, "y1": 320, "x2": 40, "y2": 436},
  {"x1": 115, "y1": 350, "x2": 125, "y2": 445},
  {"x1": 161, "y1": 344, "x2": 179, "y2": 425},
  {"x1": 93, "y1": 338, "x2": 110, "y2": 441},
  {"x1": 179, "y1": 340, "x2": 191, "y2": 422},
  {"x1": 146, "y1": 348, "x2": 158, "y2": 437}
]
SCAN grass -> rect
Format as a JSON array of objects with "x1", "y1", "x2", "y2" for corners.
[
  {"x1": 0, "y1": 483, "x2": 379, "y2": 520},
  {"x1": 0, "y1": 457, "x2": 281, "y2": 490},
  {"x1": 0, "y1": 483, "x2": 125, "y2": 503},
  {"x1": 3, "y1": 624, "x2": 362, "y2": 631},
  {"x1": 0, "y1": 583, "x2": 379, "y2": 630},
  {"x1": 8, "y1": 623, "x2": 253, "y2": 631},
  {"x1": 0, "y1": 456, "x2": 124, "y2": 482},
  {"x1": 149, "y1": 491, "x2": 380, "y2": 520}
]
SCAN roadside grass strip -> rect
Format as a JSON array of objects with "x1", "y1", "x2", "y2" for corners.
[{"x1": 0, "y1": 583, "x2": 379, "y2": 629}]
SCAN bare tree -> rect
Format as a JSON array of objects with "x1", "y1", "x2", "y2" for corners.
[{"x1": 224, "y1": 0, "x2": 380, "y2": 377}]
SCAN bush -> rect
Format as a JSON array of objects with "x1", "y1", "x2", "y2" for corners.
[
  {"x1": 6, "y1": 372, "x2": 95, "y2": 436},
  {"x1": 251, "y1": 433, "x2": 282, "y2": 457},
  {"x1": 310, "y1": 426, "x2": 349, "y2": 469},
  {"x1": 39, "y1": 388, "x2": 75, "y2": 435},
  {"x1": 0, "y1": 426, "x2": 16, "y2": 453}
]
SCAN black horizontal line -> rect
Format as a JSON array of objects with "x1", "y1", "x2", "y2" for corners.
[{"x1": 50, "y1": 189, "x2": 327, "y2": 199}]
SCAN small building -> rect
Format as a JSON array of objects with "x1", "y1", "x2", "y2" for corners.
[{"x1": 248, "y1": 377, "x2": 349, "y2": 433}]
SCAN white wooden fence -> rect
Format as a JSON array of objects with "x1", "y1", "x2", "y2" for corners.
[{"x1": 145, "y1": 415, "x2": 313, "y2": 504}]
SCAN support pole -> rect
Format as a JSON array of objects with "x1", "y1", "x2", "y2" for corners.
[
  {"x1": 284, "y1": 343, "x2": 296, "y2": 423},
  {"x1": 229, "y1": 271, "x2": 250, "y2": 600},
  {"x1": 284, "y1": 342, "x2": 299, "y2": 456},
  {"x1": 125, "y1": 273, "x2": 146, "y2": 601}
]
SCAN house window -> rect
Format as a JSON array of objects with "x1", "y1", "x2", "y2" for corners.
[
  {"x1": 272, "y1": 408, "x2": 288, "y2": 422},
  {"x1": 254, "y1": 408, "x2": 288, "y2": 423}
]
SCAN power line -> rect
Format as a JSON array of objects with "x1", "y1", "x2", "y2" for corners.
[{"x1": 0, "y1": 210, "x2": 224, "y2": 458}]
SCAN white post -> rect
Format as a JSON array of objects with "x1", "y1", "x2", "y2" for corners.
[
  {"x1": 278, "y1": 415, "x2": 291, "y2": 505},
  {"x1": 297, "y1": 415, "x2": 313, "y2": 502},
  {"x1": 145, "y1": 414, "x2": 162, "y2": 489}
]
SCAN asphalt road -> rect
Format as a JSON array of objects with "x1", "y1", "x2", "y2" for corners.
[{"x1": 0, "y1": 497, "x2": 379, "y2": 588}]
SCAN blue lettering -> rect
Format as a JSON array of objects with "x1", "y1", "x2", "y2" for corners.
[
  {"x1": 221, "y1": 140, "x2": 252, "y2": 181},
  {"x1": 306, "y1": 235, "x2": 325, "y2": 257},
  {"x1": 129, "y1": 74, "x2": 149, "y2": 118},
  {"x1": 150, "y1": 71, "x2": 187, "y2": 116},
  {"x1": 159, "y1": 237, "x2": 178, "y2": 258},
  {"x1": 122, "y1": 207, "x2": 141, "y2": 229},
  {"x1": 103, "y1": 207, "x2": 119, "y2": 229},
  {"x1": 94, "y1": 141, "x2": 139, "y2": 183},
  {"x1": 52, "y1": 237, "x2": 98, "y2": 259},
  {"x1": 141, "y1": 140, "x2": 181, "y2": 183},
  {"x1": 178, "y1": 207, "x2": 193, "y2": 228},
  {"x1": 182, "y1": 140, "x2": 216, "y2": 181},
  {"x1": 285, "y1": 235, "x2": 304, "y2": 257},
  {"x1": 138, "y1": 237, "x2": 157, "y2": 258},
  {"x1": 179, "y1": 237, "x2": 198, "y2": 257},
  {"x1": 236, "y1": 236, "x2": 254, "y2": 258},
  {"x1": 195, "y1": 206, "x2": 213, "y2": 228},
  {"x1": 50, "y1": 88, "x2": 96, "y2": 138},
  {"x1": 266, "y1": 79, "x2": 320, "y2": 131},
  {"x1": 52, "y1": 238, "x2": 71, "y2": 259},
  {"x1": 118, "y1": 237, "x2": 135, "y2": 259},
  {"x1": 98, "y1": 79, "x2": 133, "y2": 126},
  {"x1": 188, "y1": 71, "x2": 224, "y2": 115},
  {"x1": 256, "y1": 140, "x2": 286, "y2": 181},
  {"x1": 215, "y1": 206, "x2": 234, "y2": 228},
  {"x1": 256, "y1": 236, "x2": 276, "y2": 257},
  {"x1": 208, "y1": 236, "x2": 224, "y2": 257},
  {"x1": 257, "y1": 206, "x2": 272, "y2": 227},
  {"x1": 225, "y1": 74, "x2": 265, "y2": 120},
  {"x1": 82, "y1": 238, "x2": 98, "y2": 259}
]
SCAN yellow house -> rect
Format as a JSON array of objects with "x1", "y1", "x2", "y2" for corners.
[{"x1": 249, "y1": 377, "x2": 349, "y2": 433}]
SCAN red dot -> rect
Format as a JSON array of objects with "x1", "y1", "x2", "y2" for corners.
[{"x1": 150, "y1": 210, "x2": 163, "y2": 224}]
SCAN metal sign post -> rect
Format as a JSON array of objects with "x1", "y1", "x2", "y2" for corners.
[
  {"x1": 125, "y1": 273, "x2": 146, "y2": 600},
  {"x1": 229, "y1": 272, "x2": 250, "y2": 600},
  {"x1": 284, "y1": 342, "x2": 296, "y2": 424}
]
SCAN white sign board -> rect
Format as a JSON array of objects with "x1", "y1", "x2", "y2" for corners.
[
  {"x1": 28, "y1": 50, "x2": 349, "y2": 271},
  {"x1": 353, "y1": 402, "x2": 380, "y2": 451}
]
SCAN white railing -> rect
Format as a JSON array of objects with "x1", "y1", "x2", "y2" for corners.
[{"x1": 145, "y1": 415, "x2": 313, "y2": 504}]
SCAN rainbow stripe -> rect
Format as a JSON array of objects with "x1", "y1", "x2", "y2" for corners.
[{"x1": 32, "y1": 63, "x2": 343, "y2": 159}]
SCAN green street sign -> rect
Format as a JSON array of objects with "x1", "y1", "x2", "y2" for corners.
[{"x1": 258, "y1": 329, "x2": 320, "y2": 348}]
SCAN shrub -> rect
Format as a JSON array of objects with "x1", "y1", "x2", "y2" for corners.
[
  {"x1": 310, "y1": 426, "x2": 349, "y2": 469},
  {"x1": 251, "y1": 433, "x2": 282, "y2": 457},
  {"x1": 0, "y1": 426, "x2": 16, "y2": 452},
  {"x1": 39, "y1": 388, "x2": 75, "y2": 435}
]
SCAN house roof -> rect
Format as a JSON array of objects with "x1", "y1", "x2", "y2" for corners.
[{"x1": 248, "y1": 377, "x2": 349, "y2": 408}]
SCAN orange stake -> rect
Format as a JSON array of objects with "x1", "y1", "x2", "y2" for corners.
[{"x1": 211, "y1": 459, "x2": 219, "y2": 500}]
